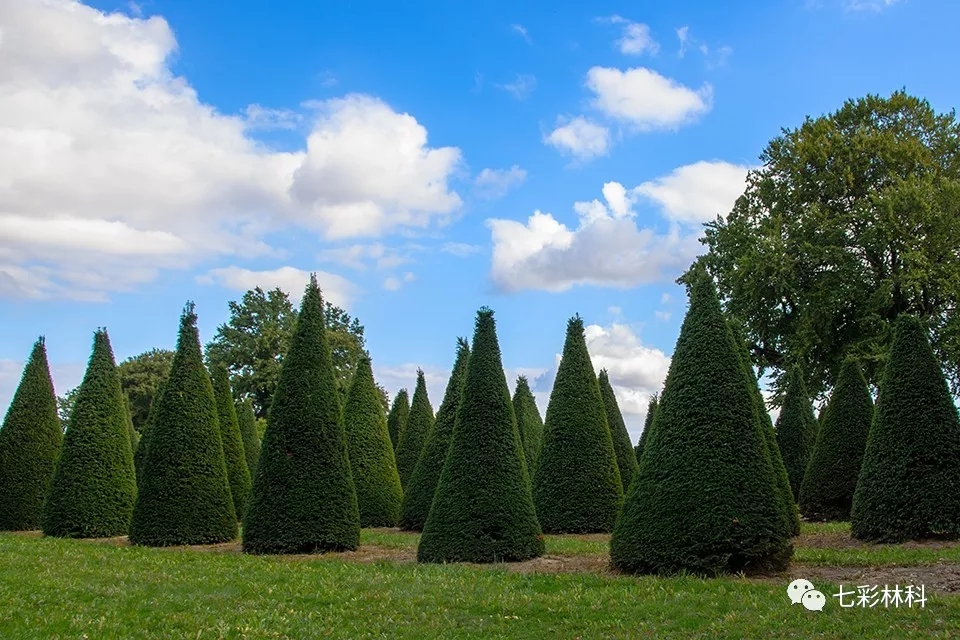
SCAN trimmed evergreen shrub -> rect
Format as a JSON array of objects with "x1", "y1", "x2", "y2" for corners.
[
  {"x1": 237, "y1": 399, "x2": 261, "y2": 482},
  {"x1": 129, "y1": 304, "x2": 238, "y2": 546},
  {"x1": 0, "y1": 338, "x2": 63, "y2": 531},
  {"x1": 386, "y1": 390, "x2": 410, "y2": 451},
  {"x1": 42, "y1": 330, "x2": 138, "y2": 538},
  {"x1": 243, "y1": 276, "x2": 360, "y2": 554},
  {"x1": 400, "y1": 339, "x2": 470, "y2": 531},
  {"x1": 610, "y1": 277, "x2": 792, "y2": 576},
  {"x1": 533, "y1": 316, "x2": 623, "y2": 534},
  {"x1": 417, "y1": 308, "x2": 544, "y2": 563},
  {"x1": 125, "y1": 403, "x2": 139, "y2": 455},
  {"x1": 394, "y1": 371, "x2": 434, "y2": 489},
  {"x1": 634, "y1": 394, "x2": 657, "y2": 464},
  {"x1": 799, "y1": 357, "x2": 872, "y2": 521},
  {"x1": 133, "y1": 378, "x2": 166, "y2": 489},
  {"x1": 512, "y1": 375, "x2": 544, "y2": 478},
  {"x1": 851, "y1": 315, "x2": 960, "y2": 542},
  {"x1": 344, "y1": 354, "x2": 403, "y2": 527},
  {"x1": 775, "y1": 367, "x2": 818, "y2": 499},
  {"x1": 598, "y1": 370, "x2": 639, "y2": 492},
  {"x1": 211, "y1": 363, "x2": 251, "y2": 520}
]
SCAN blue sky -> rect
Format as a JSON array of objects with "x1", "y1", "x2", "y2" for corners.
[{"x1": 1, "y1": 0, "x2": 955, "y2": 441}]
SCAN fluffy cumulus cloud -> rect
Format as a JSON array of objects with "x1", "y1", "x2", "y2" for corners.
[
  {"x1": 0, "y1": 1, "x2": 463, "y2": 301},
  {"x1": 597, "y1": 16, "x2": 659, "y2": 56},
  {"x1": 472, "y1": 166, "x2": 527, "y2": 199},
  {"x1": 586, "y1": 66, "x2": 712, "y2": 130},
  {"x1": 196, "y1": 266, "x2": 354, "y2": 307},
  {"x1": 633, "y1": 160, "x2": 753, "y2": 223},
  {"x1": 316, "y1": 242, "x2": 413, "y2": 271},
  {"x1": 543, "y1": 116, "x2": 612, "y2": 160}
]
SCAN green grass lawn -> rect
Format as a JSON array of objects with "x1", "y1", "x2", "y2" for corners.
[{"x1": 1, "y1": 525, "x2": 958, "y2": 639}]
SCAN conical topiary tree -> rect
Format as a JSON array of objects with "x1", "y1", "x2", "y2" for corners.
[
  {"x1": 134, "y1": 378, "x2": 166, "y2": 489},
  {"x1": 237, "y1": 399, "x2": 261, "y2": 482},
  {"x1": 394, "y1": 371, "x2": 434, "y2": 489},
  {"x1": 0, "y1": 338, "x2": 63, "y2": 531},
  {"x1": 344, "y1": 354, "x2": 403, "y2": 527},
  {"x1": 533, "y1": 316, "x2": 623, "y2": 534},
  {"x1": 124, "y1": 402, "x2": 139, "y2": 455},
  {"x1": 610, "y1": 276, "x2": 792, "y2": 576},
  {"x1": 129, "y1": 304, "x2": 238, "y2": 546},
  {"x1": 210, "y1": 363, "x2": 251, "y2": 520},
  {"x1": 775, "y1": 367, "x2": 818, "y2": 499},
  {"x1": 418, "y1": 308, "x2": 544, "y2": 563},
  {"x1": 400, "y1": 338, "x2": 470, "y2": 531},
  {"x1": 799, "y1": 357, "x2": 873, "y2": 521},
  {"x1": 635, "y1": 394, "x2": 658, "y2": 464},
  {"x1": 512, "y1": 375, "x2": 544, "y2": 478},
  {"x1": 598, "y1": 370, "x2": 639, "y2": 492},
  {"x1": 243, "y1": 276, "x2": 360, "y2": 553},
  {"x1": 851, "y1": 315, "x2": 960, "y2": 542},
  {"x1": 386, "y1": 389, "x2": 410, "y2": 451},
  {"x1": 42, "y1": 330, "x2": 138, "y2": 538}
]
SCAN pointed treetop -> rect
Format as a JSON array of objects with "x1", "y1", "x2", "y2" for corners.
[
  {"x1": 567, "y1": 314, "x2": 584, "y2": 333},
  {"x1": 516, "y1": 374, "x2": 530, "y2": 391}
]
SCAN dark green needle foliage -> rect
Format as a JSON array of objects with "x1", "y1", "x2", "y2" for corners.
[
  {"x1": 42, "y1": 330, "x2": 137, "y2": 538},
  {"x1": 237, "y1": 399, "x2": 261, "y2": 482},
  {"x1": 210, "y1": 363, "x2": 251, "y2": 520},
  {"x1": 0, "y1": 338, "x2": 63, "y2": 531},
  {"x1": 775, "y1": 367, "x2": 819, "y2": 499},
  {"x1": 124, "y1": 404, "x2": 139, "y2": 455},
  {"x1": 512, "y1": 375, "x2": 544, "y2": 478},
  {"x1": 610, "y1": 277, "x2": 792, "y2": 576},
  {"x1": 533, "y1": 316, "x2": 623, "y2": 534},
  {"x1": 129, "y1": 304, "x2": 238, "y2": 546},
  {"x1": 800, "y1": 357, "x2": 873, "y2": 521},
  {"x1": 400, "y1": 339, "x2": 470, "y2": 531},
  {"x1": 851, "y1": 315, "x2": 960, "y2": 542},
  {"x1": 394, "y1": 371, "x2": 434, "y2": 489},
  {"x1": 386, "y1": 390, "x2": 410, "y2": 451},
  {"x1": 417, "y1": 308, "x2": 544, "y2": 563},
  {"x1": 635, "y1": 394, "x2": 658, "y2": 464},
  {"x1": 598, "y1": 370, "x2": 639, "y2": 492},
  {"x1": 133, "y1": 378, "x2": 166, "y2": 489},
  {"x1": 344, "y1": 354, "x2": 403, "y2": 527},
  {"x1": 243, "y1": 276, "x2": 360, "y2": 554}
]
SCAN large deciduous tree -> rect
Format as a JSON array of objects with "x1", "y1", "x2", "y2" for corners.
[{"x1": 117, "y1": 349, "x2": 174, "y2": 434}]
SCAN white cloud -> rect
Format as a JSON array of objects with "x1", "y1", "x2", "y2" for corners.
[
  {"x1": 844, "y1": 0, "x2": 903, "y2": 10},
  {"x1": 598, "y1": 16, "x2": 659, "y2": 55},
  {"x1": 543, "y1": 116, "x2": 612, "y2": 160},
  {"x1": 197, "y1": 266, "x2": 354, "y2": 307},
  {"x1": 655, "y1": 310, "x2": 671, "y2": 321},
  {"x1": 586, "y1": 66, "x2": 712, "y2": 130},
  {"x1": 243, "y1": 104, "x2": 302, "y2": 131},
  {"x1": 383, "y1": 271, "x2": 415, "y2": 291},
  {"x1": 677, "y1": 26, "x2": 692, "y2": 57},
  {"x1": 633, "y1": 160, "x2": 752, "y2": 224},
  {"x1": 511, "y1": 23, "x2": 532, "y2": 44},
  {"x1": 496, "y1": 74, "x2": 537, "y2": 100},
  {"x1": 473, "y1": 165, "x2": 527, "y2": 199},
  {"x1": 317, "y1": 243, "x2": 411, "y2": 270},
  {"x1": 674, "y1": 26, "x2": 732, "y2": 68},
  {"x1": 441, "y1": 242, "x2": 483, "y2": 257}
]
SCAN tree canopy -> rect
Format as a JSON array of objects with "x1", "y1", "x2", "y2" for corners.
[{"x1": 117, "y1": 349, "x2": 174, "y2": 433}]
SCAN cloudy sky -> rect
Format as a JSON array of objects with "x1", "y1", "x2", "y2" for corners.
[{"x1": 0, "y1": 0, "x2": 951, "y2": 443}]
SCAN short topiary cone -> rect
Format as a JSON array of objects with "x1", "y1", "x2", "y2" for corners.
[
  {"x1": 400, "y1": 338, "x2": 470, "y2": 531},
  {"x1": 598, "y1": 370, "x2": 639, "y2": 492},
  {"x1": 775, "y1": 367, "x2": 818, "y2": 500},
  {"x1": 0, "y1": 338, "x2": 62, "y2": 531},
  {"x1": 610, "y1": 276, "x2": 792, "y2": 576},
  {"x1": 394, "y1": 370, "x2": 434, "y2": 489},
  {"x1": 851, "y1": 315, "x2": 960, "y2": 542},
  {"x1": 344, "y1": 354, "x2": 403, "y2": 527},
  {"x1": 417, "y1": 308, "x2": 544, "y2": 563},
  {"x1": 210, "y1": 363, "x2": 251, "y2": 520},
  {"x1": 512, "y1": 375, "x2": 544, "y2": 478},
  {"x1": 237, "y1": 398, "x2": 261, "y2": 483},
  {"x1": 799, "y1": 357, "x2": 872, "y2": 522},
  {"x1": 533, "y1": 316, "x2": 623, "y2": 534},
  {"x1": 129, "y1": 304, "x2": 238, "y2": 546},
  {"x1": 634, "y1": 394, "x2": 657, "y2": 464},
  {"x1": 42, "y1": 329, "x2": 138, "y2": 538},
  {"x1": 386, "y1": 389, "x2": 410, "y2": 451},
  {"x1": 243, "y1": 275, "x2": 360, "y2": 554}
]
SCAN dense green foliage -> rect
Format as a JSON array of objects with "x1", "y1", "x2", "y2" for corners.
[
  {"x1": 851, "y1": 315, "x2": 960, "y2": 542},
  {"x1": 42, "y1": 330, "x2": 138, "y2": 538},
  {"x1": 0, "y1": 339, "x2": 63, "y2": 531},
  {"x1": 243, "y1": 277, "x2": 360, "y2": 554},
  {"x1": 117, "y1": 349, "x2": 173, "y2": 434},
  {"x1": 125, "y1": 403, "x2": 139, "y2": 455},
  {"x1": 533, "y1": 317, "x2": 622, "y2": 534},
  {"x1": 512, "y1": 375, "x2": 544, "y2": 478},
  {"x1": 394, "y1": 371, "x2": 434, "y2": 489},
  {"x1": 598, "y1": 370, "x2": 639, "y2": 492},
  {"x1": 400, "y1": 339, "x2": 469, "y2": 531},
  {"x1": 418, "y1": 309, "x2": 544, "y2": 563},
  {"x1": 210, "y1": 364, "x2": 251, "y2": 520},
  {"x1": 129, "y1": 304, "x2": 238, "y2": 546},
  {"x1": 386, "y1": 390, "x2": 410, "y2": 451},
  {"x1": 343, "y1": 355, "x2": 403, "y2": 527},
  {"x1": 236, "y1": 399, "x2": 261, "y2": 482},
  {"x1": 800, "y1": 358, "x2": 873, "y2": 521},
  {"x1": 774, "y1": 367, "x2": 818, "y2": 499},
  {"x1": 133, "y1": 378, "x2": 166, "y2": 489},
  {"x1": 634, "y1": 394, "x2": 657, "y2": 463},
  {"x1": 56, "y1": 386, "x2": 79, "y2": 432},
  {"x1": 610, "y1": 277, "x2": 792, "y2": 576}
]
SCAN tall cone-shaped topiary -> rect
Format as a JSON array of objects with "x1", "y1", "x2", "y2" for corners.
[
  {"x1": 512, "y1": 375, "x2": 544, "y2": 478},
  {"x1": 210, "y1": 363, "x2": 251, "y2": 520},
  {"x1": 635, "y1": 394, "x2": 658, "y2": 464},
  {"x1": 42, "y1": 330, "x2": 137, "y2": 538},
  {"x1": 394, "y1": 371, "x2": 434, "y2": 489},
  {"x1": 124, "y1": 402, "x2": 139, "y2": 455},
  {"x1": 0, "y1": 338, "x2": 63, "y2": 531},
  {"x1": 134, "y1": 378, "x2": 166, "y2": 489},
  {"x1": 851, "y1": 315, "x2": 960, "y2": 542},
  {"x1": 237, "y1": 399, "x2": 261, "y2": 483},
  {"x1": 344, "y1": 354, "x2": 403, "y2": 527},
  {"x1": 799, "y1": 357, "x2": 873, "y2": 521},
  {"x1": 775, "y1": 367, "x2": 818, "y2": 499},
  {"x1": 533, "y1": 316, "x2": 623, "y2": 533},
  {"x1": 417, "y1": 308, "x2": 544, "y2": 563},
  {"x1": 386, "y1": 390, "x2": 410, "y2": 451},
  {"x1": 243, "y1": 276, "x2": 360, "y2": 553},
  {"x1": 610, "y1": 276, "x2": 792, "y2": 576},
  {"x1": 400, "y1": 339, "x2": 470, "y2": 531},
  {"x1": 598, "y1": 370, "x2": 639, "y2": 492},
  {"x1": 129, "y1": 304, "x2": 237, "y2": 546}
]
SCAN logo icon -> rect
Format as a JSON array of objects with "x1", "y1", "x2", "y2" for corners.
[{"x1": 787, "y1": 578, "x2": 825, "y2": 612}]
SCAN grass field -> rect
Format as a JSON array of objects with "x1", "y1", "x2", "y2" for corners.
[{"x1": 2, "y1": 523, "x2": 959, "y2": 639}]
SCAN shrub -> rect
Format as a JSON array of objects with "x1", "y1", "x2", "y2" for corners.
[
  {"x1": 394, "y1": 371, "x2": 434, "y2": 489},
  {"x1": 210, "y1": 363, "x2": 251, "y2": 520},
  {"x1": 237, "y1": 399, "x2": 261, "y2": 482},
  {"x1": 634, "y1": 394, "x2": 657, "y2": 464},
  {"x1": 775, "y1": 367, "x2": 818, "y2": 499},
  {"x1": 386, "y1": 390, "x2": 410, "y2": 451},
  {"x1": 512, "y1": 375, "x2": 544, "y2": 477},
  {"x1": 598, "y1": 370, "x2": 639, "y2": 492}
]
